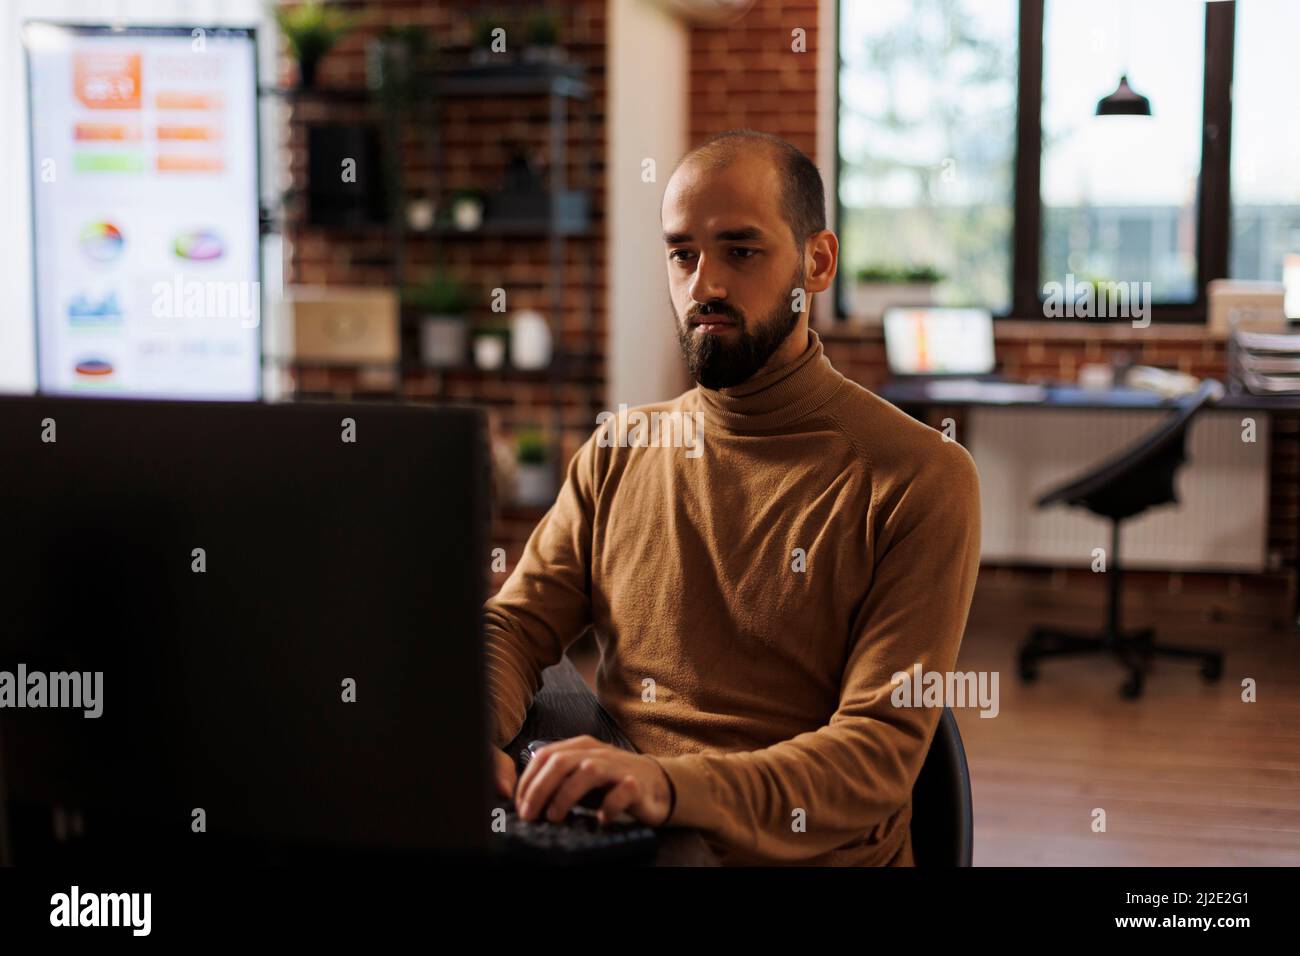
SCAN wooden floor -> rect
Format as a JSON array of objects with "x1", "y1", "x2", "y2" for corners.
[
  {"x1": 956, "y1": 575, "x2": 1300, "y2": 866},
  {"x1": 570, "y1": 571, "x2": 1300, "y2": 866}
]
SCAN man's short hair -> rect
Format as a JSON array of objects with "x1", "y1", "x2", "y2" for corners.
[{"x1": 674, "y1": 129, "x2": 826, "y2": 251}]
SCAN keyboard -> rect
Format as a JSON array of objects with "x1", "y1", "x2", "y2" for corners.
[{"x1": 489, "y1": 801, "x2": 658, "y2": 865}]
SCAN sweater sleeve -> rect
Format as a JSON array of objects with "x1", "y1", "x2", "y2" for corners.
[
  {"x1": 647, "y1": 441, "x2": 981, "y2": 863},
  {"x1": 482, "y1": 429, "x2": 602, "y2": 749}
]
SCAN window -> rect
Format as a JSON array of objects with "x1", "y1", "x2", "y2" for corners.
[
  {"x1": 1229, "y1": 0, "x2": 1300, "y2": 284},
  {"x1": 838, "y1": 0, "x2": 1019, "y2": 313},
  {"x1": 1040, "y1": 0, "x2": 1204, "y2": 303},
  {"x1": 836, "y1": 0, "x2": 1287, "y2": 323}
]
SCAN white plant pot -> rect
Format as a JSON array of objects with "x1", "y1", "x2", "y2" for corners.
[
  {"x1": 473, "y1": 334, "x2": 506, "y2": 370},
  {"x1": 510, "y1": 309, "x2": 553, "y2": 370},
  {"x1": 515, "y1": 461, "x2": 555, "y2": 506},
  {"x1": 406, "y1": 198, "x2": 436, "y2": 232},
  {"x1": 851, "y1": 282, "x2": 937, "y2": 325},
  {"x1": 452, "y1": 198, "x2": 483, "y2": 231},
  {"x1": 419, "y1": 315, "x2": 467, "y2": 367}
]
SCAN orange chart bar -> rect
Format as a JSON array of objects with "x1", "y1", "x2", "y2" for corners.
[
  {"x1": 155, "y1": 154, "x2": 224, "y2": 173},
  {"x1": 154, "y1": 91, "x2": 223, "y2": 110},
  {"x1": 74, "y1": 122, "x2": 141, "y2": 141},
  {"x1": 156, "y1": 125, "x2": 220, "y2": 141}
]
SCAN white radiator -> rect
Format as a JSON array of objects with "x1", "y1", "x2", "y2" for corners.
[{"x1": 969, "y1": 408, "x2": 1270, "y2": 571}]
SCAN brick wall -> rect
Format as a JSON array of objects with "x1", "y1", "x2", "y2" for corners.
[
  {"x1": 689, "y1": 0, "x2": 819, "y2": 155},
  {"x1": 275, "y1": 1, "x2": 608, "y2": 578}
]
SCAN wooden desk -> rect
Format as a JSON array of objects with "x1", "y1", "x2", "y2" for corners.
[
  {"x1": 879, "y1": 380, "x2": 1300, "y2": 624},
  {"x1": 878, "y1": 380, "x2": 1300, "y2": 411},
  {"x1": 503, "y1": 656, "x2": 720, "y2": 866}
]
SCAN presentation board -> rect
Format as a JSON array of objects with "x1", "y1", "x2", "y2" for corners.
[{"x1": 25, "y1": 23, "x2": 261, "y2": 400}]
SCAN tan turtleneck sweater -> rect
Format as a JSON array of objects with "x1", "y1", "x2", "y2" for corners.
[{"x1": 483, "y1": 327, "x2": 981, "y2": 865}]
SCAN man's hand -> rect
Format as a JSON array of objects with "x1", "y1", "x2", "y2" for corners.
[
  {"x1": 491, "y1": 746, "x2": 518, "y2": 799},
  {"x1": 515, "y1": 735, "x2": 672, "y2": 826}
]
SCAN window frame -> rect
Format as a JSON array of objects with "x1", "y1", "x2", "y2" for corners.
[{"x1": 834, "y1": 0, "x2": 1238, "y2": 324}]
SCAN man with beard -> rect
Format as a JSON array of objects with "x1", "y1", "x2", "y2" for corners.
[{"x1": 483, "y1": 129, "x2": 981, "y2": 865}]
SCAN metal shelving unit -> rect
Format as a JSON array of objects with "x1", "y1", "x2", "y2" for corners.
[{"x1": 260, "y1": 59, "x2": 601, "y2": 491}]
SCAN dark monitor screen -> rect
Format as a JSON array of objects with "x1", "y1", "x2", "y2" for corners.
[{"x1": 0, "y1": 396, "x2": 492, "y2": 863}]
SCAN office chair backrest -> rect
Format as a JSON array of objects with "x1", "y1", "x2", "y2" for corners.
[
  {"x1": 1036, "y1": 379, "x2": 1224, "y2": 520},
  {"x1": 910, "y1": 707, "x2": 973, "y2": 867}
]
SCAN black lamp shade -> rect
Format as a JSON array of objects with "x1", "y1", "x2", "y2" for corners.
[{"x1": 1096, "y1": 74, "x2": 1152, "y2": 116}]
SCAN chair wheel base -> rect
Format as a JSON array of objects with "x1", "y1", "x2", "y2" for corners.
[
  {"x1": 1119, "y1": 674, "x2": 1144, "y2": 699},
  {"x1": 1017, "y1": 654, "x2": 1038, "y2": 683},
  {"x1": 1017, "y1": 626, "x2": 1223, "y2": 698}
]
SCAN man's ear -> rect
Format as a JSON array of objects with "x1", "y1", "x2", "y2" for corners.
[{"x1": 803, "y1": 230, "x2": 838, "y2": 294}]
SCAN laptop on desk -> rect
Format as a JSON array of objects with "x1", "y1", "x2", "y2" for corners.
[
  {"x1": 883, "y1": 306, "x2": 1047, "y2": 403},
  {"x1": 883, "y1": 307, "x2": 998, "y2": 380}
]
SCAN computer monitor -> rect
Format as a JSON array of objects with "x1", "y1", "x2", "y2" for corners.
[
  {"x1": 883, "y1": 307, "x2": 997, "y2": 377},
  {"x1": 0, "y1": 396, "x2": 492, "y2": 863},
  {"x1": 24, "y1": 24, "x2": 262, "y2": 400}
]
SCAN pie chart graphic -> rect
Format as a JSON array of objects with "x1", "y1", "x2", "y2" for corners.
[
  {"x1": 173, "y1": 229, "x2": 224, "y2": 261},
  {"x1": 79, "y1": 221, "x2": 125, "y2": 263},
  {"x1": 74, "y1": 358, "x2": 114, "y2": 377}
]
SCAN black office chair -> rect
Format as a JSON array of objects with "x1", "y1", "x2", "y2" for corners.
[
  {"x1": 910, "y1": 706, "x2": 973, "y2": 867},
  {"x1": 1017, "y1": 379, "x2": 1227, "y2": 699}
]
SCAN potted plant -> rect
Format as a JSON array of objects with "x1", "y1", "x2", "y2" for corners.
[
  {"x1": 406, "y1": 269, "x2": 473, "y2": 368},
  {"x1": 523, "y1": 10, "x2": 565, "y2": 65},
  {"x1": 470, "y1": 11, "x2": 511, "y2": 64},
  {"x1": 368, "y1": 23, "x2": 438, "y2": 148},
  {"x1": 851, "y1": 264, "x2": 944, "y2": 325},
  {"x1": 367, "y1": 23, "x2": 436, "y2": 107},
  {"x1": 471, "y1": 316, "x2": 510, "y2": 370},
  {"x1": 366, "y1": 25, "x2": 437, "y2": 229},
  {"x1": 274, "y1": 0, "x2": 357, "y2": 89},
  {"x1": 513, "y1": 427, "x2": 555, "y2": 506}
]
